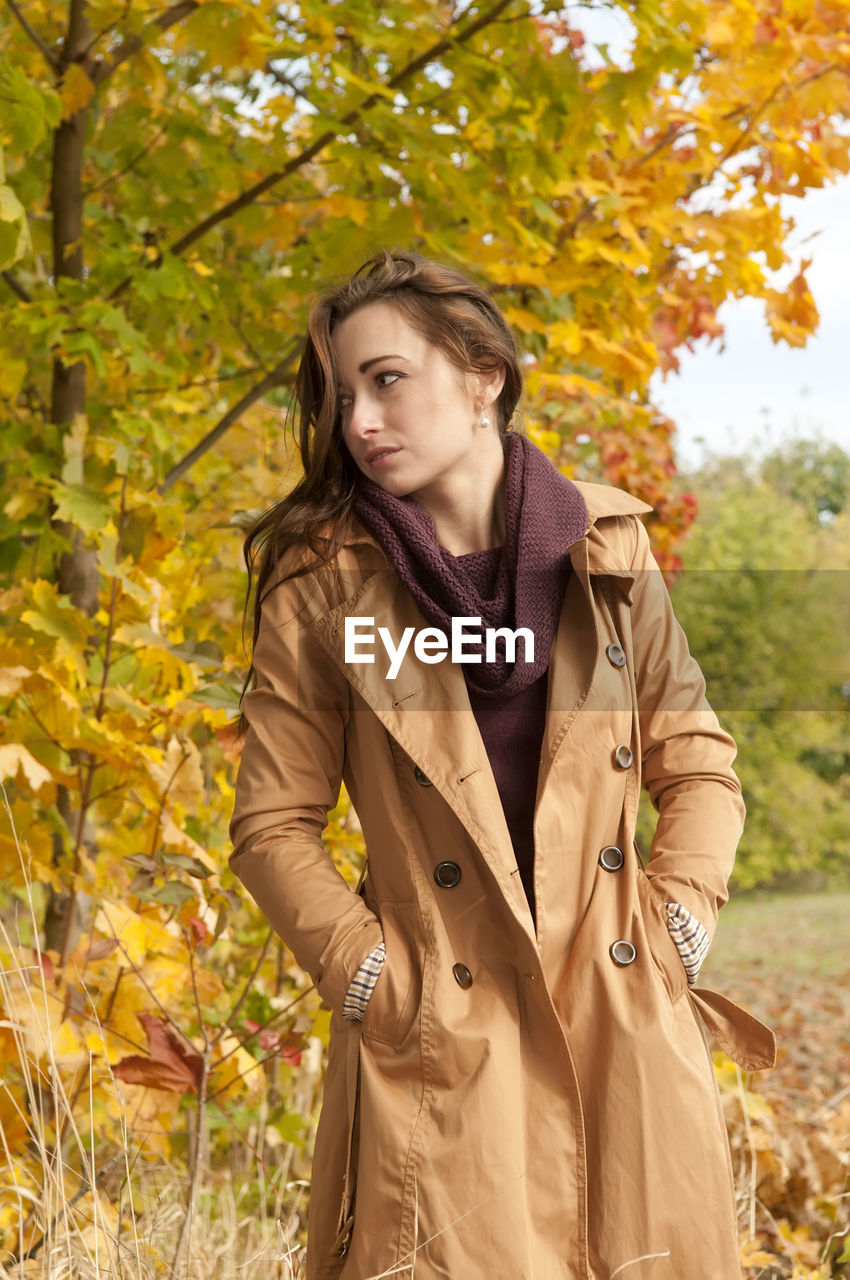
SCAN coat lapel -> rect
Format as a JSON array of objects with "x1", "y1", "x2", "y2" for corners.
[{"x1": 309, "y1": 569, "x2": 517, "y2": 877}]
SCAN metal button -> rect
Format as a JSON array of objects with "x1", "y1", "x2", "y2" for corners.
[
  {"x1": 606, "y1": 642, "x2": 626, "y2": 668},
  {"x1": 452, "y1": 962, "x2": 473, "y2": 989},
  {"x1": 434, "y1": 861, "x2": 462, "y2": 888},
  {"x1": 413, "y1": 765, "x2": 432, "y2": 787},
  {"x1": 614, "y1": 744, "x2": 633, "y2": 770},
  {"x1": 610, "y1": 940, "x2": 637, "y2": 967},
  {"x1": 598, "y1": 845, "x2": 625, "y2": 872}
]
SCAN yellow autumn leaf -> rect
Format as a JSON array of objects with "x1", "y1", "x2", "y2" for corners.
[
  {"x1": 147, "y1": 735, "x2": 204, "y2": 808},
  {"x1": 0, "y1": 743, "x2": 53, "y2": 792},
  {"x1": 0, "y1": 666, "x2": 32, "y2": 696},
  {"x1": 186, "y1": 256, "x2": 214, "y2": 277},
  {"x1": 0, "y1": 351, "x2": 27, "y2": 400},
  {"x1": 559, "y1": 374, "x2": 609, "y2": 398},
  {"x1": 1, "y1": 973, "x2": 86, "y2": 1068},
  {"x1": 3, "y1": 488, "x2": 43, "y2": 521},
  {"x1": 107, "y1": 1081, "x2": 180, "y2": 1159},
  {"x1": 61, "y1": 64, "x2": 96, "y2": 120},
  {"x1": 211, "y1": 1034, "x2": 263, "y2": 1099},
  {"x1": 501, "y1": 306, "x2": 549, "y2": 336},
  {"x1": 96, "y1": 901, "x2": 180, "y2": 967},
  {"x1": 84, "y1": 1030, "x2": 107, "y2": 1054},
  {"x1": 777, "y1": 1221, "x2": 822, "y2": 1267},
  {"x1": 739, "y1": 1238, "x2": 777, "y2": 1269},
  {"x1": 548, "y1": 320, "x2": 584, "y2": 356},
  {"x1": 713, "y1": 1051, "x2": 739, "y2": 1092},
  {"x1": 149, "y1": 955, "x2": 224, "y2": 1007}
]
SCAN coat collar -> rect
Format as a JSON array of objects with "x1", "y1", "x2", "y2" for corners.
[{"x1": 574, "y1": 481, "x2": 653, "y2": 603}]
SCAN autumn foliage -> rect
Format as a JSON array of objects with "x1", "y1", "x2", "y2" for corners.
[{"x1": 2, "y1": 0, "x2": 850, "y2": 1274}]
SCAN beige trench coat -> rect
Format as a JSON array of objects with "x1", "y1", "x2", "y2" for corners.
[{"x1": 229, "y1": 480, "x2": 775, "y2": 1280}]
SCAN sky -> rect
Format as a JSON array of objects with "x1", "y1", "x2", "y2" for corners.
[{"x1": 565, "y1": 5, "x2": 850, "y2": 472}]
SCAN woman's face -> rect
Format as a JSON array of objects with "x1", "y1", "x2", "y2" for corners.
[{"x1": 332, "y1": 301, "x2": 502, "y2": 501}]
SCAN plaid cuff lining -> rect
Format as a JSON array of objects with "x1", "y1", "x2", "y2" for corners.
[
  {"x1": 342, "y1": 941, "x2": 387, "y2": 1021},
  {"x1": 664, "y1": 902, "x2": 710, "y2": 985}
]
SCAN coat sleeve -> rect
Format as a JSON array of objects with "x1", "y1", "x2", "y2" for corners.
[
  {"x1": 626, "y1": 516, "x2": 745, "y2": 941},
  {"x1": 228, "y1": 568, "x2": 384, "y2": 1015}
]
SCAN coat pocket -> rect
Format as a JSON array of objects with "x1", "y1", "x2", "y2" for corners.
[
  {"x1": 360, "y1": 901, "x2": 422, "y2": 1048},
  {"x1": 633, "y1": 865, "x2": 690, "y2": 1005}
]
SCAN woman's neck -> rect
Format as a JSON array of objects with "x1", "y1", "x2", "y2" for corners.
[{"x1": 412, "y1": 434, "x2": 507, "y2": 556}]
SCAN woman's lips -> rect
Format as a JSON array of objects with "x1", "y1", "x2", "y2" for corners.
[{"x1": 367, "y1": 448, "x2": 400, "y2": 468}]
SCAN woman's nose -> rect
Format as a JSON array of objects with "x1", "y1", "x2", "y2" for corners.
[{"x1": 346, "y1": 397, "x2": 382, "y2": 439}]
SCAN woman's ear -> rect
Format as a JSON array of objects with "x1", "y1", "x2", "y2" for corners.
[{"x1": 477, "y1": 364, "x2": 506, "y2": 410}]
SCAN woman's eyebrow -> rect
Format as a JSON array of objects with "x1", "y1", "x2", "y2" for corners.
[{"x1": 358, "y1": 354, "x2": 411, "y2": 373}]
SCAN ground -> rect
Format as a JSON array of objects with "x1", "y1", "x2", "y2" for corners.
[
  {"x1": 704, "y1": 889, "x2": 850, "y2": 1100},
  {"x1": 702, "y1": 889, "x2": 850, "y2": 1277}
]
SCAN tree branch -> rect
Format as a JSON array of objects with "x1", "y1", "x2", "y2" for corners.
[
  {"x1": 132, "y1": 365, "x2": 264, "y2": 395},
  {"x1": 86, "y1": 0, "x2": 200, "y2": 86},
  {"x1": 3, "y1": 0, "x2": 60, "y2": 71},
  {"x1": 107, "y1": 0, "x2": 520, "y2": 303},
  {"x1": 83, "y1": 124, "x2": 168, "y2": 195},
  {"x1": 157, "y1": 337, "x2": 304, "y2": 493},
  {"x1": 1, "y1": 268, "x2": 32, "y2": 303}
]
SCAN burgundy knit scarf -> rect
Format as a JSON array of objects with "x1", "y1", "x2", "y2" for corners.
[{"x1": 352, "y1": 432, "x2": 589, "y2": 698}]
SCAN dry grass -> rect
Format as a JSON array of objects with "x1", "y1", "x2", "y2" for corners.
[{"x1": 0, "y1": 786, "x2": 312, "y2": 1280}]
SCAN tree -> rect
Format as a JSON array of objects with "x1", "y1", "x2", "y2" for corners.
[{"x1": 667, "y1": 442, "x2": 850, "y2": 889}]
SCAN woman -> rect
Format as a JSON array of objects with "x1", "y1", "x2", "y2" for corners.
[{"x1": 229, "y1": 251, "x2": 774, "y2": 1280}]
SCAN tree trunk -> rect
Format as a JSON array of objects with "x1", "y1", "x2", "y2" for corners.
[{"x1": 44, "y1": 0, "x2": 96, "y2": 959}]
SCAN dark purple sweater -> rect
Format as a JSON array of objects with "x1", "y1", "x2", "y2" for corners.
[{"x1": 453, "y1": 547, "x2": 567, "y2": 923}]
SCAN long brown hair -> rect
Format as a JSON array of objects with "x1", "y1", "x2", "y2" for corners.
[{"x1": 238, "y1": 250, "x2": 524, "y2": 715}]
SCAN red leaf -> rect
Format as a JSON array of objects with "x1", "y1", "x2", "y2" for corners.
[
  {"x1": 33, "y1": 949, "x2": 54, "y2": 981},
  {"x1": 188, "y1": 917, "x2": 208, "y2": 946},
  {"x1": 113, "y1": 1013, "x2": 203, "y2": 1094},
  {"x1": 754, "y1": 19, "x2": 778, "y2": 43}
]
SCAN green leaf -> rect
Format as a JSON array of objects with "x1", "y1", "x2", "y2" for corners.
[
  {"x1": 270, "y1": 1111, "x2": 307, "y2": 1144},
  {"x1": 21, "y1": 579, "x2": 90, "y2": 648},
  {"x1": 125, "y1": 854, "x2": 158, "y2": 872},
  {"x1": 162, "y1": 852, "x2": 213, "y2": 879},
  {"x1": 146, "y1": 881, "x2": 197, "y2": 908},
  {"x1": 190, "y1": 683, "x2": 242, "y2": 710},
  {"x1": 50, "y1": 481, "x2": 113, "y2": 533}
]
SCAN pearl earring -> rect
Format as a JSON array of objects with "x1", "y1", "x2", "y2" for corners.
[{"x1": 479, "y1": 411, "x2": 490, "y2": 428}]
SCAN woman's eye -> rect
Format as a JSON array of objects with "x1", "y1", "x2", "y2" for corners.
[{"x1": 338, "y1": 372, "x2": 401, "y2": 414}]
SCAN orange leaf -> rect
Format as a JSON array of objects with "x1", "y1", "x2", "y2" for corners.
[{"x1": 113, "y1": 1013, "x2": 203, "y2": 1094}]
